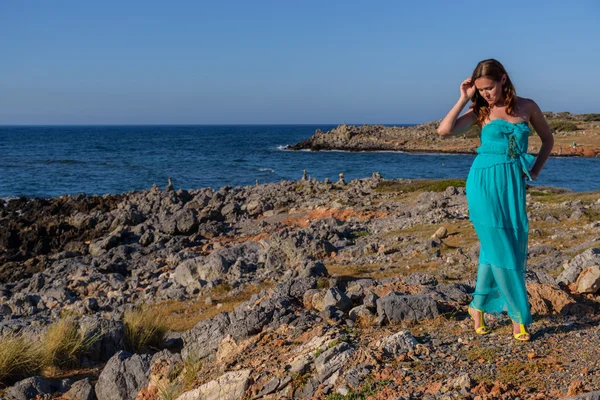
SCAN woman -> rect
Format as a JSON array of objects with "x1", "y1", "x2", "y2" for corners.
[{"x1": 437, "y1": 59, "x2": 554, "y2": 341}]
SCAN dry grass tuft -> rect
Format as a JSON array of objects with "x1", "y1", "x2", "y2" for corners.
[
  {"x1": 152, "y1": 282, "x2": 273, "y2": 332},
  {"x1": 43, "y1": 316, "x2": 98, "y2": 370},
  {"x1": 0, "y1": 334, "x2": 43, "y2": 384},
  {"x1": 181, "y1": 354, "x2": 204, "y2": 391},
  {"x1": 124, "y1": 306, "x2": 168, "y2": 353}
]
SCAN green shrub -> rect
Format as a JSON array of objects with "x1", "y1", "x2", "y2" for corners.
[
  {"x1": 375, "y1": 179, "x2": 466, "y2": 193},
  {"x1": 581, "y1": 113, "x2": 600, "y2": 121},
  {"x1": 548, "y1": 120, "x2": 578, "y2": 132}
]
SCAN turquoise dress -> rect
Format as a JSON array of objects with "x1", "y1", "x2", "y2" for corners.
[{"x1": 466, "y1": 119, "x2": 537, "y2": 325}]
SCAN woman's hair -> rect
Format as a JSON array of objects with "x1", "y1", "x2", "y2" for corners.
[{"x1": 470, "y1": 59, "x2": 518, "y2": 127}]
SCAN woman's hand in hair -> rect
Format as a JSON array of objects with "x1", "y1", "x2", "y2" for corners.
[{"x1": 460, "y1": 78, "x2": 476, "y2": 101}]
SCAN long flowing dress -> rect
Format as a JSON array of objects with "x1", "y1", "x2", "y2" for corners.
[{"x1": 466, "y1": 118, "x2": 537, "y2": 325}]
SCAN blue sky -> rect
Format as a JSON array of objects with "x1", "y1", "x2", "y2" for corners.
[{"x1": 1, "y1": 1, "x2": 599, "y2": 124}]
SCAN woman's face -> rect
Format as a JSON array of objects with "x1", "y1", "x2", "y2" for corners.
[{"x1": 474, "y1": 75, "x2": 506, "y2": 106}]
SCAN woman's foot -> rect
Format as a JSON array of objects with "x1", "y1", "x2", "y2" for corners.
[
  {"x1": 512, "y1": 321, "x2": 531, "y2": 341},
  {"x1": 468, "y1": 306, "x2": 491, "y2": 335}
]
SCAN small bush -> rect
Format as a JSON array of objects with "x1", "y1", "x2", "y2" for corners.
[
  {"x1": 43, "y1": 316, "x2": 97, "y2": 369},
  {"x1": 548, "y1": 120, "x2": 578, "y2": 132},
  {"x1": 124, "y1": 306, "x2": 167, "y2": 353},
  {"x1": 349, "y1": 229, "x2": 369, "y2": 239},
  {"x1": 581, "y1": 113, "x2": 600, "y2": 121},
  {"x1": 0, "y1": 334, "x2": 43, "y2": 384}
]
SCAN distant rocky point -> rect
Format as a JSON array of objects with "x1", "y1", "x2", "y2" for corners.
[{"x1": 287, "y1": 112, "x2": 600, "y2": 157}]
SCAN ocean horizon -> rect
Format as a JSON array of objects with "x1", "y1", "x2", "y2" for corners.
[{"x1": 1, "y1": 124, "x2": 598, "y2": 199}]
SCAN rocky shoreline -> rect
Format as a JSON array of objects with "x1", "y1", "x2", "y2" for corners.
[
  {"x1": 1, "y1": 175, "x2": 600, "y2": 399},
  {"x1": 287, "y1": 112, "x2": 600, "y2": 158}
]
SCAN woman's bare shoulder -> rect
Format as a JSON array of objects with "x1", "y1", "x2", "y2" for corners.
[{"x1": 517, "y1": 97, "x2": 540, "y2": 118}]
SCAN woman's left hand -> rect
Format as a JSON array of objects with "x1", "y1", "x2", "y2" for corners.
[{"x1": 524, "y1": 170, "x2": 539, "y2": 180}]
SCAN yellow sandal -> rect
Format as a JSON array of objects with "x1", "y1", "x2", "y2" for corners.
[
  {"x1": 468, "y1": 306, "x2": 491, "y2": 335},
  {"x1": 513, "y1": 323, "x2": 531, "y2": 341}
]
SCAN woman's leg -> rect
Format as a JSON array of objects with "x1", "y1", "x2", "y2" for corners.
[
  {"x1": 490, "y1": 266, "x2": 533, "y2": 326},
  {"x1": 470, "y1": 262, "x2": 497, "y2": 311}
]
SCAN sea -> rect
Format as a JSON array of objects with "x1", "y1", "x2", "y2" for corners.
[{"x1": 0, "y1": 125, "x2": 598, "y2": 199}]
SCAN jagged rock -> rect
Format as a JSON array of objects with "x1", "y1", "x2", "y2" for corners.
[
  {"x1": 444, "y1": 186, "x2": 458, "y2": 196},
  {"x1": 363, "y1": 291, "x2": 379, "y2": 311},
  {"x1": 227, "y1": 294, "x2": 296, "y2": 340},
  {"x1": 526, "y1": 284, "x2": 577, "y2": 315},
  {"x1": 64, "y1": 378, "x2": 96, "y2": 400},
  {"x1": 171, "y1": 257, "x2": 207, "y2": 292},
  {"x1": 95, "y1": 351, "x2": 152, "y2": 400},
  {"x1": 258, "y1": 377, "x2": 281, "y2": 396},
  {"x1": 288, "y1": 353, "x2": 313, "y2": 374},
  {"x1": 575, "y1": 266, "x2": 600, "y2": 294},
  {"x1": 296, "y1": 260, "x2": 329, "y2": 278},
  {"x1": 375, "y1": 330, "x2": 419, "y2": 357},
  {"x1": 310, "y1": 290, "x2": 327, "y2": 312},
  {"x1": 376, "y1": 293, "x2": 439, "y2": 324},
  {"x1": 322, "y1": 288, "x2": 352, "y2": 313},
  {"x1": 403, "y1": 272, "x2": 438, "y2": 286},
  {"x1": 348, "y1": 305, "x2": 376, "y2": 325},
  {"x1": 342, "y1": 365, "x2": 372, "y2": 390},
  {"x1": 79, "y1": 317, "x2": 126, "y2": 362},
  {"x1": 4, "y1": 376, "x2": 56, "y2": 400},
  {"x1": 161, "y1": 209, "x2": 198, "y2": 235},
  {"x1": 557, "y1": 248, "x2": 600, "y2": 285},
  {"x1": 88, "y1": 229, "x2": 125, "y2": 257},
  {"x1": 144, "y1": 350, "x2": 184, "y2": 396},
  {"x1": 314, "y1": 342, "x2": 355, "y2": 383},
  {"x1": 181, "y1": 312, "x2": 230, "y2": 360},
  {"x1": 528, "y1": 244, "x2": 557, "y2": 257},
  {"x1": 265, "y1": 228, "x2": 336, "y2": 268},
  {"x1": 175, "y1": 369, "x2": 251, "y2": 400},
  {"x1": 320, "y1": 305, "x2": 346, "y2": 323},
  {"x1": 303, "y1": 289, "x2": 322, "y2": 309},
  {"x1": 561, "y1": 390, "x2": 600, "y2": 400},
  {"x1": 295, "y1": 376, "x2": 320, "y2": 399},
  {"x1": 427, "y1": 283, "x2": 472, "y2": 305},
  {"x1": 274, "y1": 277, "x2": 318, "y2": 299},
  {"x1": 204, "y1": 241, "x2": 264, "y2": 282},
  {"x1": 345, "y1": 279, "x2": 375, "y2": 304}
]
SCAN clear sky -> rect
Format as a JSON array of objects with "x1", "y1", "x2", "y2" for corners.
[{"x1": 1, "y1": 0, "x2": 599, "y2": 125}]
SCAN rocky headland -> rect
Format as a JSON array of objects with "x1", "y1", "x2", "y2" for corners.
[
  {"x1": 1, "y1": 175, "x2": 600, "y2": 399},
  {"x1": 287, "y1": 112, "x2": 600, "y2": 157}
]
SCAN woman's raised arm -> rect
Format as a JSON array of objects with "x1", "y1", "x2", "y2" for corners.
[{"x1": 437, "y1": 78, "x2": 477, "y2": 136}]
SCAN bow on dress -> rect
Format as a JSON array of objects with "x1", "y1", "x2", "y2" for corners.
[{"x1": 506, "y1": 124, "x2": 536, "y2": 181}]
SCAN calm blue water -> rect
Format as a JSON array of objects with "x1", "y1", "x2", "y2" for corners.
[{"x1": 0, "y1": 125, "x2": 598, "y2": 198}]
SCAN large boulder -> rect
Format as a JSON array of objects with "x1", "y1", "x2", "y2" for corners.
[
  {"x1": 376, "y1": 293, "x2": 439, "y2": 324},
  {"x1": 181, "y1": 312, "x2": 231, "y2": 361},
  {"x1": 95, "y1": 351, "x2": 152, "y2": 400},
  {"x1": 4, "y1": 377, "x2": 56, "y2": 400},
  {"x1": 64, "y1": 378, "x2": 96, "y2": 400},
  {"x1": 557, "y1": 248, "x2": 600, "y2": 285},
  {"x1": 575, "y1": 266, "x2": 600, "y2": 294},
  {"x1": 79, "y1": 316, "x2": 126, "y2": 362}
]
